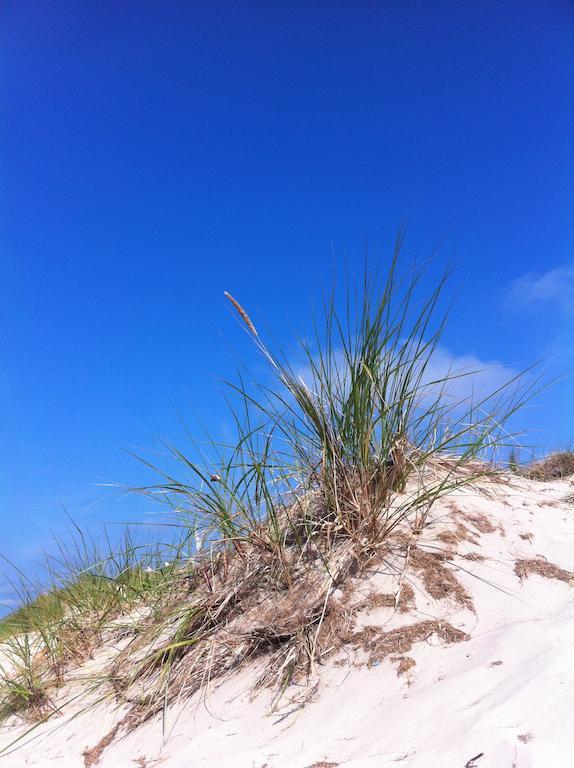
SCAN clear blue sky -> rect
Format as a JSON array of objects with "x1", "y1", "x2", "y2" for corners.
[{"x1": 1, "y1": 1, "x2": 573, "y2": 609}]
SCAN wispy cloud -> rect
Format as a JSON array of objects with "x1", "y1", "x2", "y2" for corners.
[{"x1": 508, "y1": 265, "x2": 574, "y2": 313}]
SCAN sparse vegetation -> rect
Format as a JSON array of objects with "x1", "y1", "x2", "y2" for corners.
[
  {"x1": 0, "y1": 248, "x2": 538, "y2": 759},
  {"x1": 522, "y1": 451, "x2": 574, "y2": 481}
]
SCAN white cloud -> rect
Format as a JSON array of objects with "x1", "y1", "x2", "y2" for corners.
[
  {"x1": 0, "y1": 598, "x2": 18, "y2": 608},
  {"x1": 292, "y1": 344, "x2": 518, "y2": 410},
  {"x1": 508, "y1": 265, "x2": 574, "y2": 313},
  {"x1": 421, "y1": 347, "x2": 518, "y2": 406}
]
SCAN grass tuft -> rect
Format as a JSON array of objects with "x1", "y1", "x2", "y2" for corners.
[
  {"x1": 522, "y1": 451, "x2": 574, "y2": 481},
  {"x1": 0, "y1": 248, "x2": 541, "y2": 758}
]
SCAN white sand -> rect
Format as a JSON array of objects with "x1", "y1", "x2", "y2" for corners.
[{"x1": 1, "y1": 476, "x2": 573, "y2": 768}]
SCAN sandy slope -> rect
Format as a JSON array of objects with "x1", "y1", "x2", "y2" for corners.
[{"x1": 1, "y1": 476, "x2": 573, "y2": 768}]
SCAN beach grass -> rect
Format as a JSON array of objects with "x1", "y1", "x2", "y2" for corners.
[{"x1": 0, "y1": 245, "x2": 540, "y2": 746}]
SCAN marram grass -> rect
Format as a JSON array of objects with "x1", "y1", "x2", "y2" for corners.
[{"x1": 0, "y1": 249, "x2": 540, "y2": 754}]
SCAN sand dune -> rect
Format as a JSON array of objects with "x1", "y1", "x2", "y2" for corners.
[{"x1": 1, "y1": 475, "x2": 573, "y2": 768}]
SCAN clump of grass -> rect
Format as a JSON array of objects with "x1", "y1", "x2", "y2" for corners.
[
  {"x1": 523, "y1": 451, "x2": 574, "y2": 481},
  {"x1": 508, "y1": 447, "x2": 520, "y2": 473},
  {"x1": 0, "y1": 632, "x2": 51, "y2": 720},
  {"x1": 0, "y1": 528, "x2": 188, "y2": 726},
  {"x1": 0, "y1": 246, "x2": 539, "y2": 757},
  {"x1": 97, "y1": 249, "x2": 536, "y2": 725}
]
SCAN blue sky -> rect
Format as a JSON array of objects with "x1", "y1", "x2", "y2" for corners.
[{"x1": 1, "y1": 1, "x2": 573, "y2": 610}]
